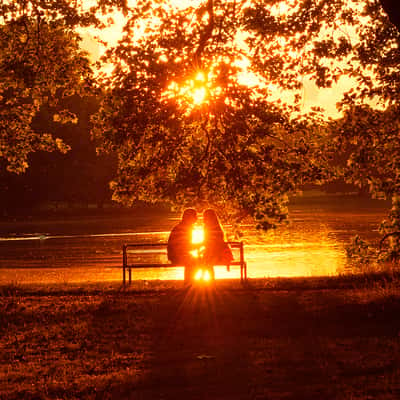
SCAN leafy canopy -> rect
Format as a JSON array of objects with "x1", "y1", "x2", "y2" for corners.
[
  {"x1": 93, "y1": 0, "x2": 334, "y2": 228},
  {"x1": 2, "y1": 0, "x2": 400, "y2": 254},
  {"x1": 0, "y1": 0, "x2": 97, "y2": 173}
]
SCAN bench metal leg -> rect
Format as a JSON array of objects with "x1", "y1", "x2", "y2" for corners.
[
  {"x1": 239, "y1": 241, "x2": 245, "y2": 283},
  {"x1": 122, "y1": 244, "x2": 127, "y2": 286}
]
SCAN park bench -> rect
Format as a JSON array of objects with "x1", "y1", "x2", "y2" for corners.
[{"x1": 122, "y1": 241, "x2": 247, "y2": 285}]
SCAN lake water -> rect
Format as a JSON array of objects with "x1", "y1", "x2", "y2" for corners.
[{"x1": 0, "y1": 196, "x2": 390, "y2": 284}]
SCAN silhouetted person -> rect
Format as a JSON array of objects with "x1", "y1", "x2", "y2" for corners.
[
  {"x1": 167, "y1": 208, "x2": 198, "y2": 283},
  {"x1": 203, "y1": 209, "x2": 233, "y2": 279}
]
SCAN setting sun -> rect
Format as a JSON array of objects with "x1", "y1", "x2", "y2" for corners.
[
  {"x1": 163, "y1": 70, "x2": 212, "y2": 109},
  {"x1": 191, "y1": 72, "x2": 208, "y2": 104},
  {"x1": 192, "y1": 87, "x2": 207, "y2": 105}
]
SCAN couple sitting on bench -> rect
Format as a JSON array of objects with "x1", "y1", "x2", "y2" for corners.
[{"x1": 167, "y1": 208, "x2": 233, "y2": 283}]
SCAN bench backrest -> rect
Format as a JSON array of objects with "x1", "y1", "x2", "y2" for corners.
[{"x1": 122, "y1": 241, "x2": 245, "y2": 267}]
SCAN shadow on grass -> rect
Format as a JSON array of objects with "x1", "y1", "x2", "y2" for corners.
[{"x1": 1, "y1": 277, "x2": 400, "y2": 399}]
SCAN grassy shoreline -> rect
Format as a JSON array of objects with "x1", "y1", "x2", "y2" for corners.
[
  {"x1": 1, "y1": 273, "x2": 400, "y2": 399},
  {"x1": 2, "y1": 270, "x2": 400, "y2": 294}
]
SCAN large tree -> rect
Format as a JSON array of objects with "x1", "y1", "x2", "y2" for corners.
[
  {"x1": 92, "y1": 0, "x2": 331, "y2": 227},
  {"x1": 91, "y1": 0, "x2": 400, "y2": 257},
  {"x1": 1, "y1": 0, "x2": 398, "y2": 256},
  {"x1": 244, "y1": 0, "x2": 400, "y2": 257},
  {"x1": 0, "y1": 0, "x2": 97, "y2": 173}
]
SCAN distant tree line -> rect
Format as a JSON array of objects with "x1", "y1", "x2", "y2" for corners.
[{"x1": 0, "y1": 95, "x2": 116, "y2": 214}]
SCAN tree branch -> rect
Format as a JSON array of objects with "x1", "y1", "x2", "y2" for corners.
[
  {"x1": 379, "y1": 231, "x2": 400, "y2": 250},
  {"x1": 194, "y1": 0, "x2": 214, "y2": 67}
]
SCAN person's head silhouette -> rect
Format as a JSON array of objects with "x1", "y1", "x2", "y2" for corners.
[
  {"x1": 181, "y1": 208, "x2": 197, "y2": 225},
  {"x1": 203, "y1": 209, "x2": 220, "y2": 228}
]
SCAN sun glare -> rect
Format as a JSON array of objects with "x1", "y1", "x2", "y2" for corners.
[
  {"x1": 192, "y1": 87, "x2": 207, "y2": 105},
  {"x1": 190, "y1": 225, "x2": 205, "y2": 258},
  {"x1": 194, "y1": 269, "x2": 211, "y2": 282},
  {"x1": 195, "y1": 71, "x2": 205, "y2": 81},
  {"x1": 191, "y1": 72, "x2": 208, "y2": 104},
  {"x1": 203, "y1": 270, "x2": 211, "y2": 281},
  {"x1": 192, "y1": 226, "x2": 205, "y2": 244},
  {"x1": 163, "y1": 69, "x2": 213, "y2": 110},
  {"x1": 195, "y1": 269, "x2": 203, "y2": 280}
]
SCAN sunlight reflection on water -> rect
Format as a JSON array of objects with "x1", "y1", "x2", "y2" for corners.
[{"x1": 0, "y1": 201, "x2": 388, "y2": 284}]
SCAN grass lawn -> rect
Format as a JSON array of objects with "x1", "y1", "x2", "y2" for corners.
[{"x1": 1, "y1": 275, "x2": 400, "y2": 399}]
